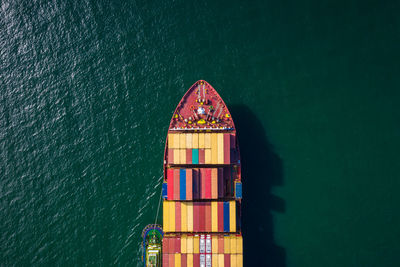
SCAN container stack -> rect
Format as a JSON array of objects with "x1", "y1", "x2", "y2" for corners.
[{"x1": 163, "y1": 132, "x2": 242, "y2": 266}]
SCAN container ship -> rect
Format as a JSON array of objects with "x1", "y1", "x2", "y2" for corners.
[{"x1": 161, "y1": 80, "x2": 243, "y2": 267}]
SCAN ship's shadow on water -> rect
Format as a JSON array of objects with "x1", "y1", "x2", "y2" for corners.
[{"x1": 230, "y1": 105, "x2": 286, "y2": 267}]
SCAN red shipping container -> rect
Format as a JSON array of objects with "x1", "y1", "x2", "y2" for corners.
[
  {"x1": 175, "y1": 202, "x2": 181, "y2": 232},
  {"x1": 193, "y1": 254, "x2": 200, "y2": 267},
  {"x1": 163, "y1": 236, "x2": 169, "y2": 253},
  {"x1": 174, "y1": 169, "x2": 180, "y2": 200},
  {"x1": 200, "y1": 168, "x2": 206, "y2": 199},
  {"x1": 169, "y1": 238, "x2": 174, "y2": 253},
  {"x1": 205, "y1": 203, "x2": 211, "y2": 232},
  {"x1": 186, "y1": 169, "x2": 193, "y2": 200},
  {"x1": 163, "y1": 252, "x2": 169, "y2": 267},
  {"x1": 218, "y1": 202, "x2": 224, "y2": 232},
  {"x1": 199, "y1": 149, "x2": 205, "y2": 164},
  {"x1": 193, "y1": 203, "x2": 199, "y2": 232},
  {"x1": 199, "y1": 203, "x2": 205, "y2": 232},
  {"x1": 211, "y1": 168, "x2": 218, "y2": 199},
  {"x1": 205, "y1": 168, "x2": 211, "y2": 199},
  {"x1": 175, "y1": 237, "x2": 181, "y2": 253},
  {"x1": 168, "y1": 148, "x2": 174, "y2": 164},
  {"x1": 218, "y1": 168, "x2": 224, "y2": 198},
  {"x1": 225, "y1": 254, "x2": 231, "y2": 267},
  {"x1": 186, "y1": 148, "x2": 192, "y2": 164},
  {"x1": 218, "y1": 236, "x2": 224, "y2": 254},
  {"x1": 167, "y1": 169, "x2": 174, "y2": 200},
  {"x1": 223, "y1": 133, "x2": 230, "y2": 164},
  {"x1": 169, "y1": 254, "x2": 174, "y2": 266},
  {"x1": 181, "y1": 254, "x2": 187, "y2": 267}
]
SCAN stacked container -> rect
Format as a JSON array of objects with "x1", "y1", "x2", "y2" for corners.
[{"x1": 163, "y1": 132, "x2": 242, "y2": 267}]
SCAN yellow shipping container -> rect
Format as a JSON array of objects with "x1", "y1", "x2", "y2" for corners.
[
  {"x1": 230, "y1": 235, "x2": 237, "y2": 254},
  {"x1": 224, "y1": 236, "x2": 231, "y2": 254},
  {"x1": 229, "y1": 201, "x2": 236, "y2": 232},
  {"x1": 205, "y1": 149, "x2": 212, "y2": 164},
  {"x1": 187, "y1": 203, "x2": 193, "y2": 232},
  {"x1": 173, "y1": 149, "x2": 180, "y2": 164},
  {"x1": 204, "y1": 133, "x2": 211, "y2": 148},
  {"x1": 187, "y1": 236, "x2": 194, "y2": 253},
  {"x1": 186, "y1": 133, "x2": 192, "y2": 149},
  {"x1": 175, "y1": 253, "x2": 181, "y2": 267},
  {"x1": 192, "y1": 133, "x2": 199, "y2": 148},
  {"x1": 187, "y1": 254, "x2": 193, "y2": 266},
  {"x1": 193, "y1": 235, "x2": 200, "y2": 253},
  {"x1": 169, "y1": 201, "x2": 175, "y2": 232},
  {"x1": 211, "y1": 133, "x2": 218, "y2": 164},
  {"x1": 199, "y1": 133, "x2": 205, "y2": 148},
  {"x1": 174, "y1": 134, "x2": 180, "y2": 149},
  {"x1": 212, "y1": 254, "x2": 219, "y2": 267},
  {"x1": 237, "y1": 235, "x2": 243, "y2": 254},
  {"x1": 217, "y1": 133, "x2": 224, "y2": 164},
  {"x1": 237, "y1": 254, "x2": 243, "y2": 267},
  {"x1": 231, "y1": 254, "x2": 237, "y2": 267},
  {"x1": 181, "y1": 202, "x2": 187, "y2": 232},
  {"x1": 218, "y1": 254, "x2": 224, "y2": 267},
  {"x1": 168, "y1": 133, "x2": 175, "y2": 148},
  {"x1": 180, "y1": 149, "x2": 186, "y2": 164},
  {"x1": 163, "y1": 201, "x2": 169, "y2": 232},
  {"x1": 180, "y1": 133, "x2": 186, "y2": 149},
  {"x1": 212, "y1": 235, "x2": 218, "y2": 253},
  {"x1": 211, "y1": 202, "x2": 218, "y2": 232},
  {"x1": 181, "y1": 235, "x2": 187, "y2": 253}
]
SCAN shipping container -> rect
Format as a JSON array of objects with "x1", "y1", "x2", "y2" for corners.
[
  {"x1": 205, "y1": 168, "x2": 211, "y2": 199},
  {"x1": 167, "y1": 169, "x2": 174, "y2": 200},
  {"x1": 198, "y1": 133, "x2": 205, "y2": 148},
  {"x1": 192, "y1": 149, "x2": 199, "y2": 164},
  {"x1": 204, "y1": 133, "x2": 211, "y2": 148},
  {"x1": 205, "y1": 148, "x2": 211, "y2": 164},
  {"x1": 186, "y1": 149, "x2": 192, "y2": 164},
  {"x1": 163, "y1": 201, "x2": 237, "y2": 233},
  {"x1": 180, "y1": 133, "x2": 186, "y2": 149},
  {"x1": 223, "y1": 133, "x2": 231, "y2": 164},
  {"x1": 174, "y1": 169, "x2": 180, "y2": 200},
  {"x1": 217, "y1": 133, "x2": 224, "y2": 164},
  {"x1": 175, "y1": 202, "x2": 181, "y2": 232},
  {"x1": 211, "y1": 168, "x2": 218, "y2": 199},
  {"x1": 186, "y1": 169, "x2": 192, "y2": 200},
  {"x1": 168, "y1": 148, "x2": 174, "y2": 164},
  {"x1": 174, "y1": 134, "x2": 180, "y2": 149},
  {"x1": 193, "y1": 133, "x2": 199, "y2": 149},
  {"x1": 186, "y1": 133, "x2": 192, "y2": 149},
  {"x1": 181, "y1": 202, "x2": 187, "y2": 232},
  {"x1": 199, "y1": 149, "x2": 205, "y2": 164},
  {"x1": 180, "y1": 149, "x2": 186, "y2": 164},
  {"x1": 211, "y1": 133, "x2": 218, "y2": 164}
]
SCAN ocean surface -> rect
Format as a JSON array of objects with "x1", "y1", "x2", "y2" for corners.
[{"x1": 1, "y1": 0, "x2": 400, "y2": 266}]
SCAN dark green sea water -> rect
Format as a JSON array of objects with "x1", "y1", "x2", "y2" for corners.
[{"x1": 1, "y1": 0, "x2": 400, "y2": 266}]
